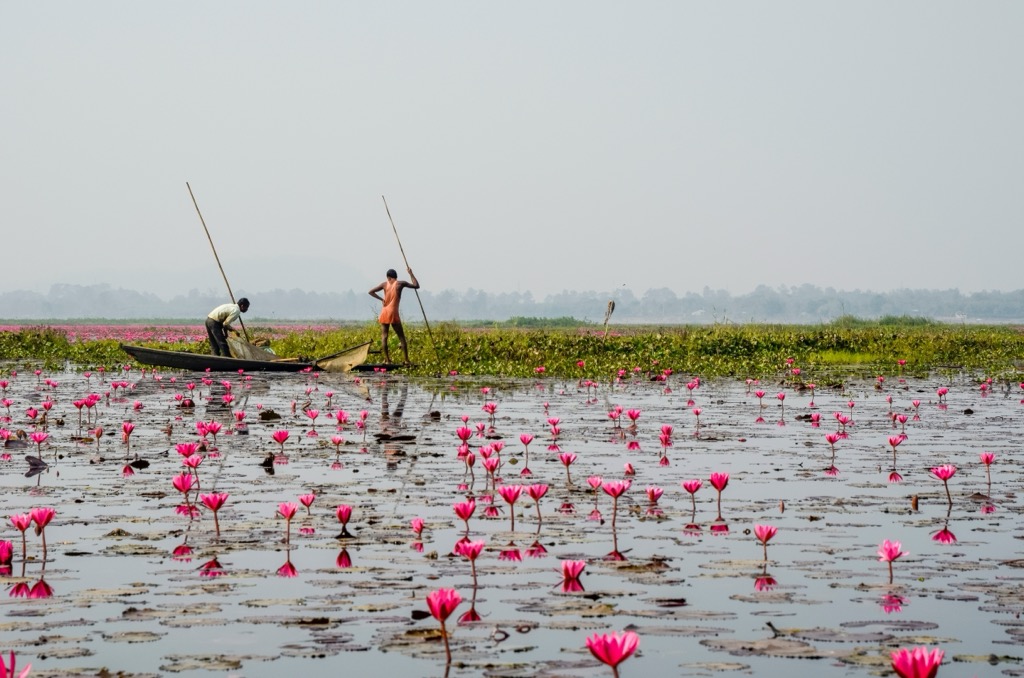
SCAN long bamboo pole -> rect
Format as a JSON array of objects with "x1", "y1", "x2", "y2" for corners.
[
  {"x1": 382, "y1": 195, "x2": 438, "y2": 360},
  {"x1": 186, "y1": 182, "x2": 250, "y2": 343}
]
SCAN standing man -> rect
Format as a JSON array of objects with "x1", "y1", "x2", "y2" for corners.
[
  {"x1": 206, "y1": 297, "x2": 249, "y2": 357},
  {"x1": 369, "y1": 268, "x2": 419, "y2": 364}
]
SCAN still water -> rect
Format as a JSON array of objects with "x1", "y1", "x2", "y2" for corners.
[{"x1": 0, "y1": 366, "x2": 1021, "y2": 677}]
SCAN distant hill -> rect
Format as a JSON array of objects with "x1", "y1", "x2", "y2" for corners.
[{"x1": 1, "y1": 283, "x2": 1024, "y2": 324}]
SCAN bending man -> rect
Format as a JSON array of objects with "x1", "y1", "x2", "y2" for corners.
[
  {"x1": 206, "y1": 297, "x2": 249, "y2": 357},
  {"x1": 369, "y1": 268, "x2": 419, "y2": 364}
]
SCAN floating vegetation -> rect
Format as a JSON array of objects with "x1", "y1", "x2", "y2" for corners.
[{"x1": 0, "y1": 345, "x2": 1020, "y2": 676}]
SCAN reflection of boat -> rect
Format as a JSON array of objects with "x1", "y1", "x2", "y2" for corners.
[{"x1": 120, "y1": 340, "x2": 371, "y2": 373}]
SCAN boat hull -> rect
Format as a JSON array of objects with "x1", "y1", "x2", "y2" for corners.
[{"x1": 120, "y1": 344, "x2": 315, "y2": 372}]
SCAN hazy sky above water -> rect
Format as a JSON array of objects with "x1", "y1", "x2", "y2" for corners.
[{"x1": 2, "y1": 2, "x2": 1022, "y2": 304}]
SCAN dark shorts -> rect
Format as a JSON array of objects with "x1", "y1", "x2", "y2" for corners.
[{"x1": 205, "y1": 317, "x2": 230, "y2": 356}]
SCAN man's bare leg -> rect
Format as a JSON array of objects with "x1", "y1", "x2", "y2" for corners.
[
  {"x1": 380, "y1": 324, "x2": 392, "y2": 364},
  {"x1": 394, "y1": 322, "x2": 410, "y2": 364}
]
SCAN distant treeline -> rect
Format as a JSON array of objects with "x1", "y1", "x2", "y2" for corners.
[{"x1": 1, "y1": 283, "x2": 1024, "y2": 323}]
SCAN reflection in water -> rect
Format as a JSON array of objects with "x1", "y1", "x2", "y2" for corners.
[
  {"x1": 933, "y1": 507, "x2": 958, "y2": 544},
  {"x1": 172, "y1": 543, "x2": 194, "y2": 562},
  {"x1": 380, "y1": 383, "x2": 408, "y2": 434},
  {"x1": 498, "y1": 542, "x2": 522, "y2": 562},
  {"x1": 29, "y1": 578, "x2": 53, "y2": 598},
  {"x1": 2, "y1": 369, "x2": 1019, "y2": 674},
  {"x1": 525, "y1": 540, "x2": 547, "y2": 559},
  {"x1": 277, "y1": 557, "x2": 298, "y2": 578},
  {"x1": 881, "y1": 593, "x2": 906, "y2": 614},
  {"x1": 8, "y1": 581, "x2": 31, "y2": 597},
  {"x1": 754, "y1": 563, "x2": 777, "y2": 591},
  {"x1": 198, "y1": 556, "x2": 226, "y2": 577},
  {"x1": 561, "y1": 560, "x2": 586, "y2": 593},
  {"x1": 381, "y1": 382, "x2": 408, "y2": 472}
]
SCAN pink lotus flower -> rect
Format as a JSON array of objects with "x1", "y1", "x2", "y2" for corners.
[
  {"x1": 681, "y1": 479, "x2": 702, "y2": 494},
  {"x1": 559, "y1": 451, "x2": 577, "y2": 484},
  {"x1": 29, "y1": 431, "x2": 48, "y2": 454},
  {"x1": 891, "y1": 645, "x2": 944, "y2": 678},
  {"x1": 278, "y1": 502, "x2": 298, "y2": 520},
  {"x1": 271, "y1": 430, "x2": 290, "y2": 452},
  {"x1": 681, "y1": 478, "x2": 702, "y2": 514},
  {"x1": 878, "y1": 539, "x2": 908, "y2": 584},
  {"x1": 199, "y1": 492, "x2": 228, "y2": 535},
  {"x1": 454, "y1": 500, "x2": 476, "y2": 530},
  {"x1": 411, "y1": 517, "x2": 424, "y2": 537},
  {"x1": 878, "y1": 539, "x2": 907, "y2": 562},
  {"x1": 526, "y1": 483, "x2": 549, "y2": 525},
  {"x1": 172, "y1": 473, "x2": 195, "y2": 494},
  {"x1": 754, "y1": 524, "x2": 777, "y2": 561},
  {"x1": 29, "y1": 507, "x2": 54, "y2": 532},
  {"x1": 709, "y1": 472, "x2": 729, "y2": 518},
  {"x1": 277, "y1": 501, "x2": 299, "y2": 544},
  {"x1": 561, "y1": 559, "x2": 586, "y2": 580},
  {"x1": 456, "y1": 539, "x2": 484, "y2": 561},
  {"x1": 335, "y1": 504, "x2": 353, "y2": 537},
  {"x1": 426, "y1": 587, "x2": 462, "y2": 663},
  {"x1": 0, "y1": 650, "x2": 31, "y2": 678},
  {"x1": 601, "y1": 480, "x2": 630, "y2": 498},
  {"x1": 498, "y1": 485, "x2": 523, "y2": 531},
  {"x1": 602, "y1": 480, "x2": 630, "y2": 531},
  {"x1": 299, "y1": 493, "x2": 315, "y2": 514},
  {"x1": 585, "y1": 630, "x2": 639, "y2": 674},
  {"x1": 931, "y1": 464, "x2": 957, "y2": 506}
]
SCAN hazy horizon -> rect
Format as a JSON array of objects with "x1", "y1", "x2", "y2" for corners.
[{"x1": 3, "y1": 281, "x2": 1022, "y2": 324}]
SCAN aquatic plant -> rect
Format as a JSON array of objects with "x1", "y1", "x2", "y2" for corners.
[
  {"x1": 890, "y1": 645, "x2": 944, "y2": 678},
  {"x1": 878, "y1": 539, "x2": 908, "y2": 584},
  {"x1": 585, "y1": 630, "x2": 639, "y2": 678},
  {"x1": 425, "y1": 588, "x2": 462, "y2": 664},
  {"x1": 754, "y1": 524, "x2": 777, "y2": 562},
  {"x1": 931, "y1": 464, "x2": 957, "y2": 506}
]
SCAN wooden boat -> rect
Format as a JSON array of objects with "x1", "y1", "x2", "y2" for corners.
[{"x1": 120, "y1": 340, "x2": 371, "y2": 373}]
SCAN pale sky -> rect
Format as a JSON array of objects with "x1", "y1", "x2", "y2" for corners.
[{"x1": 2, "y1": 2, "x2": 1022, "y2": 303}]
